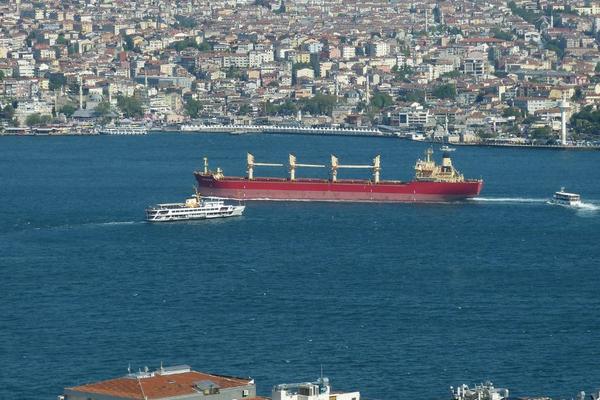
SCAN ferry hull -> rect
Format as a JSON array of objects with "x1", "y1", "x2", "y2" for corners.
[{"x1": 194, "y1": 174, "x2": 483, "y2": 202}]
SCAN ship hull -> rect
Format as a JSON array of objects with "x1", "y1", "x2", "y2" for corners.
[{"x1": 194, "y1": 174, "x2": 483, "y2": 202}]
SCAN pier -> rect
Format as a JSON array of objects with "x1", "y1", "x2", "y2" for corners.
[{"x1": 179, "y1": 124, "x2": 389, "y2": 137}]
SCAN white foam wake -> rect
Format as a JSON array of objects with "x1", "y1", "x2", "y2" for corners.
[
  {"x1": 470, "y1": 197, "x2": 547, "y2": 203},
  {"x1": 574, "y1": 202, "x2": 600, "y2": 212}
]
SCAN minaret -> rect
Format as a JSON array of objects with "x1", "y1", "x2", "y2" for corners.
[
  {"x1": 559, "y1": 96, "x2": 570, "y2": 146},
  {"x1": 78, "y1": 74, "x2": 83, "y2": 109},
  {"x1": 365, "y1": 74, "x2": 370, "y2": 105},
  {"x1": 445, "y1": 114, "x2": 449, "y2": 134}
]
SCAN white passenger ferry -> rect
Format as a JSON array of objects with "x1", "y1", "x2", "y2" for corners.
[
  {"x1": 146, "y1": 192, "x2": 245, "y2": 222},
  {"x1": 550, "y1": 187, "x2": 582, "y2": 207}
]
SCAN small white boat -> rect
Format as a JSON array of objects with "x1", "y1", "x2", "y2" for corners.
[
  {"x1": 146, "y1": 192, "x2": 245, "y2": 222},
  {"x1": 550, "y1": 187, "x2": 582, "y2": 207},
  {"x1": 440, "y1": 145, "x2": 456, "y2": 152}
]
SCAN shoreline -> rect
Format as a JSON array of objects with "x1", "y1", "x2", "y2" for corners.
[{"x1": 2, "y1": 127, "x2": 600, "y2": 151}]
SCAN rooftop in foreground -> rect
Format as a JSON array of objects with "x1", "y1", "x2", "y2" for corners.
[{"x1": 63, "y1": 365, "x2": 256, "y2": 400}]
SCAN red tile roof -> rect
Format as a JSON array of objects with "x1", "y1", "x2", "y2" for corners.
[{"x1": 66, "y1": 371, "x2": 253, "y2": 400}]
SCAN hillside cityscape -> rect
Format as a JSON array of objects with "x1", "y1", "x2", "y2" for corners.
[
  {"x1": 1, "y1": 0, "x2": 600, "y2": 144},
  {"x1": 2, "y1": 1, "x2": 600, "y2": 400}
]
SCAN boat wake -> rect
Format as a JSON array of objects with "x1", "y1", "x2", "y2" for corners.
[
  {"x1": 574, "y1": 202, "x2": 600, "y2": 212},
  {"x1": 470, "y1": 197, "x2": 547, "y2": 204},
  {"x1": 33, "y1": 220, "x2": 141, "y2": 231},
  {"x1": 95, "y1": 221, "x2": 139, "y2": 226}
]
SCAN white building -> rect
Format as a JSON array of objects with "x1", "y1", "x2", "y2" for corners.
[
  {"x1": 249, "y1": 50, "x2": 274, "y2": 68},
  {"x1": 223, "y1": 54, "x2": 250, "y2": 68},
  {"x1": 397, "y1": 102, "x2": 432, "y2": 128},
  {"x1": 272, "y1": 377, "x2": 359, "y2": 400},
  {"x1": 14, "y1": 99, "x2": 53, "y2": 123},
  {"x1": 461, "y1": 54, "x2": 488, "y2": 76},
  {"x1": 342, "y1": 46, "x2": 356, "y2": 60},
  {"x1": 367, "y1": 41, "x2": 389, "y2": 57},
  {"x1": 16, "y1": 59, "x2": 35, "y2": 78}
]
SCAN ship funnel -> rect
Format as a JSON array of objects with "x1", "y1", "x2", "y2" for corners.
[{"x1": 442, "y1": 152, "x2": 452, "y2": 168}]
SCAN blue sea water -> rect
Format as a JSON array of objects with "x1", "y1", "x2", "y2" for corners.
[{"x1": 1, "y1": 133, "x2": 600, "y2": 400}]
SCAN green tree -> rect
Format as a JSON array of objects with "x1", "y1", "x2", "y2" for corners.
[
  {"x1": 404, "y1": 89, "x2": 426, "y2": 103},
  {"x1": 169, "y1": 38, "x2": 211, "y2": 52},
  {"x1": 570, "y1": 105, "x2": 600, "y2": 136},
  {"x1": 492, "y1": 28, "x2": 513, "y2": 41},
  {"x1": 184, "y1": 98, "x2": 202, "y2": 118},
  {"x1": 300, "y1": 94, "x2": 337, "y2": 116},
  {"x1": 238, "y1": 104, "x2": 252, "y2": 115},
  {"x1": 370, "y1": 92, "x2": 394, "y2": 109},
  {"x1": 0, "y1": 104, "x2": 15, "y2": 120},
  {"x1": 432, "y1": 83, "x2": 457, "y2": 99},
  {"x1": 0, "y1": 70, "x2": 4, "y2": 81},
  {"x1": 26, "y1": 113, "x2": 41, "y2": 126},
  {"x1": 48, "y1": 73, "x2": 67, "y2": 91},
  {"x1": 60, "y1": 104, "x2": 77, "y2": 117},
  {"x1": 503, "y1": 107, "x2": 522, "y2": 119},
  {"x1": 174, "y1": 15, "x2": 197, "y2": 29},
  {"x1": 226, "y1": 67, "x2": 245, "y2": 80},
  {"x1": 441, "y1": 70, "x2": 460, "y2": 78},
  {"x1": 56, "y1": 34, "x2": 67, "y2": 45},
  {"x1": 508, "y1": 1, "x2": 539, "y2": 25},
  {"x1": 595, "y1": 62, "x2": 600, "y2": 73},
  {"x1": 545, "y1": 38, "x2": 567, "y2": 59},
  {"x1": 94, "y1": 101, "x2": 112, "y2": 117},
  {"x1": 26, "y1": 113, "x2": 52, "y2": 126},
  {"x1": 116, "y1": 95, "x2": 143, "y2": 118},
  {"x1": 530, "y1": 126, "x2": 553, "y2": 139},
  {"x1": 123, "y1": 35, "x2": 135, "y2": 51}
]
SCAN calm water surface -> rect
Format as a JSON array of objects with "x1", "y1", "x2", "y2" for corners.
[{"x1": 1, "y1": 134, "x2": 599, "y2": 400}]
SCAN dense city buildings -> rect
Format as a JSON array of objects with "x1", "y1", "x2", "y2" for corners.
[{"x1": 2, "y1": 0, "x2": 600, "y2": 144}]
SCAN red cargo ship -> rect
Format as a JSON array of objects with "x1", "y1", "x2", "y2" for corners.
[{"x1": 194, "y1": 149, "x2": 483, "y2": 202}]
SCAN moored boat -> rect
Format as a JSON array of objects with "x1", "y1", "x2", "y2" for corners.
[
  {"x1": 441, "y1": 145, "x2": 456, "y2": 152},
  {"x1": 194, "y1": 149, "x2": 483, "y2": 202}
]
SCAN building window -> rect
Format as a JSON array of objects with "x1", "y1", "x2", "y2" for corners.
[{"x1": 242, "y1": 389, "x2": 249, "y2": 397}]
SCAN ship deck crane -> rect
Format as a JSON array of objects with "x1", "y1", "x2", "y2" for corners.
[
  {"x1": 288, "y1": 154, "x2": 325, "y2": 180},
  {"x1": 331, "y1": 155, "x2": 381, "y2": 183},
  {"x1": 247, "y1": 153, "x2": 283, "y2": 180}
]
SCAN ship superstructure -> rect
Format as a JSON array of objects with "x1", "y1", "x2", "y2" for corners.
[
  {"x1": 451, "y1": 382, "x2": 509, "y2": 400},
  {"x1": 272, "y1": 376, "x2": 360, "y2": 400},
  {"x1": 194, "y1": 149, "x2": 483, "y2": 202}
]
